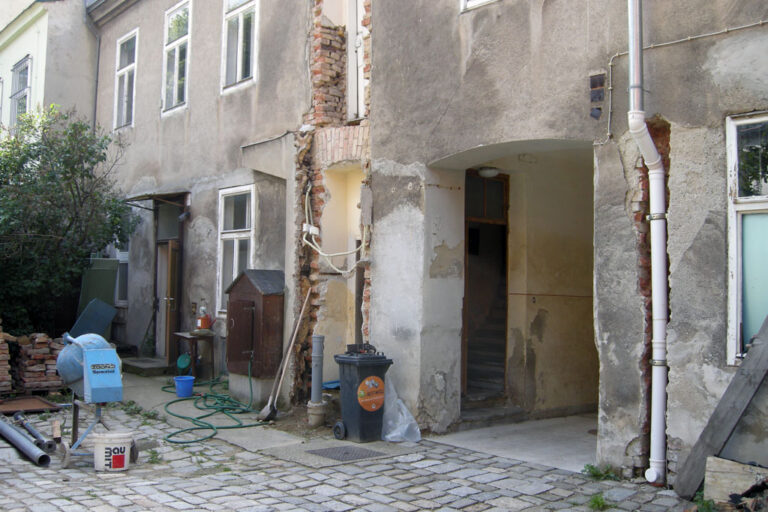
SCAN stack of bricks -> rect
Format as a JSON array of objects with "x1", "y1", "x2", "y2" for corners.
[
  {"x1": 0, "y1": 319, "x2": 12, "y2": 394},
  {"x1": 13, "y1": 333, "x2": 64, "y2": 393}
]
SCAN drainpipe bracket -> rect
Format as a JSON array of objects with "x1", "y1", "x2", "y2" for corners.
[
  {"x1": 646, "y1": 213, "x2": 667, "y2": 221},
  {"x1": 650, "y1": 359, "x2": 668, "y2": 367}
]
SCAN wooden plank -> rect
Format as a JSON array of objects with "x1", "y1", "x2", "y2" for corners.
[
  {"x1": 675, "y1": 334, "x2": 768, "y2": 499},
  {"x1": 704, "y1": 456, "x2": 768, "y2": 503}
]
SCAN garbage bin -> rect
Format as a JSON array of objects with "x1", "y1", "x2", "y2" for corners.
[{"x1": 333, "y1": 344, "x2": 393, "y2": 442}]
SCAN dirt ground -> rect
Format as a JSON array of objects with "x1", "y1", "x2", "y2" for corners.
[{"x1": 266, "y1": 390, "x2": 342, "y2": 440}]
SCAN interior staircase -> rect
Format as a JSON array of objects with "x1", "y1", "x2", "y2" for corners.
[{"x1": 465, "y1": 284, "x2": 507, "y2": 400}]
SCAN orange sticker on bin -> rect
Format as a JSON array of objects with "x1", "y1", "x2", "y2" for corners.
[{"x1": 357, "y1": 376, "x2": 385, "y2": 412}]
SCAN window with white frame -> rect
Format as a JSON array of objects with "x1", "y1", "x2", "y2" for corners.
[
  {"x1": 218, "y1": 185, "x2": 254, "y2": 312},
  {"x1": 10, "y1": 56, "x2": 31, "y2": 126},
  {"x1": 727, "y1": 114, "x2": 768, "y2": 364},
  {"x1": 115, "y1": 30, "x2": 138, "y2": 128},
  {"x1": 222, "y1": 0, "x2": 257, "y2": 88},
  {"x1": 346, "y1": 0, "x2": 365, "y2": 119},
  {"x1": 163, "y1": 1, "x2": 190, "y2": 111}
]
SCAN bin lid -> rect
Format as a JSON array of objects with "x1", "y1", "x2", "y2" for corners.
[{"x1": 334, "y1": 352, "x2": 392, "y2": 366}]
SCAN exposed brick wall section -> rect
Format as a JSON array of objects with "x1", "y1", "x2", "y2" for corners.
[
  {"x1": 305, "y1": 0, "x2": 347, "y2": 127},
  {"x1": 359, "y1": 0, "x2": 373, "y2": 342},
  {"x1": 630, "y1": 116, "x2": 671, "y2": 477},
  {"x1": 292, "y1": 0, "x2": 374, "y2": 401},
  {"x1": 313, "y1": 125, "x2": 369, "y2": 169},
  {"x1": 292, "y1": 131, "x2": 315, "y2": 403}
]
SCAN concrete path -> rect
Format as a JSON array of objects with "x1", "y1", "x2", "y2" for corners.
[{"x1": 432, "y1": 414, "x2": 597, "y2": 473}]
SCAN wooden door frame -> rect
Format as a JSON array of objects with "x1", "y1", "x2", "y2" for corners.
[
  {"x1": 462, "y1": 170, "x2": 510, "y2": 396},
  {"x1": 152, "y1": 195, "x2": 186, "y2": 364}
]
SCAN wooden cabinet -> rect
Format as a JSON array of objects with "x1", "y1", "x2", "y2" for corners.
[{"x1": 225, "y1": 270, "x2": 285, "y2": 377}]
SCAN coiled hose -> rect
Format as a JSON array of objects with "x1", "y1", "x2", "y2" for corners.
[{"x1": 162, "y1": 355, "x2": 266, "y2": 444}]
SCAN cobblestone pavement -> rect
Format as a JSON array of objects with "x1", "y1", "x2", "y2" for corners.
[{"x1": 0, "y1": 404, "x2": 693, "y2": 511}]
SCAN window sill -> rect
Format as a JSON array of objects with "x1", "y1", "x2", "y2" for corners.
[
  {"x1": 113, "y1": 122, "x2": 134, "y2": 133},
  {"x1": 161, "y1": 102, "x2": 187, "y2": 118},
  {"x1": 461, "y1": 0, "x2": 499, "y2": 12},
  {"x1": 221, "y1": 77, "x2": 255, "y2": 95}
]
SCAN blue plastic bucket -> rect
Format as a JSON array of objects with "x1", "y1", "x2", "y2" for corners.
[{"x1": 174, "y1": 376, "x2": 195, "y2": 397}]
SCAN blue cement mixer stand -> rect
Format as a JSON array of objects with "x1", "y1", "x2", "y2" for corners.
[{"x1": 56, "y1": 332, "x2": 136, "y2": 468}]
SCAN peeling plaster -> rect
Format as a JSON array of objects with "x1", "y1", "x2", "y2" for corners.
[
  {"x1": 429, "y1": 241, "x2": 463, "y2": 278},
  {"x1": 372, "y1": 158, "x2": 427, "y2": 179}
]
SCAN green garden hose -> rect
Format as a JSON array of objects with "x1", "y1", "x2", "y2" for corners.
[{"x1": 161, "y1": 358, "x2": 266, "y2": 444}]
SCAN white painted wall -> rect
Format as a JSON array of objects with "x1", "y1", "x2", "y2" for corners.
[{"x1": 0, "y1": 5, "x2": 47, "y2": 128}]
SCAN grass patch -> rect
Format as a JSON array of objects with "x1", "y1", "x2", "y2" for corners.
[
  {"x1": 693, "y1": 491, "x2": 717, "y2": 512},
  {"x1": 588, "y1": 493, "x2": 612, "y2": 511},
  {"x1": 582, "y1": 463, "x2": 619, "y2": 481},
  {"x1": 147, "y1": 449, "x2": 162, "y2": 464},
  {"x1": 122, "y1": 400, "x2": 143, "y2": 416}
]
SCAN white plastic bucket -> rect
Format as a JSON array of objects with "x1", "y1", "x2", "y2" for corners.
[{"x1": 92, "y1": 431, "x2": 133, "y2": 472}]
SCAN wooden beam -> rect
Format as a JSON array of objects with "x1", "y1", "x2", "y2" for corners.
[{"x1": 675, "y1": 334, "x2": 768, "y2": 499}]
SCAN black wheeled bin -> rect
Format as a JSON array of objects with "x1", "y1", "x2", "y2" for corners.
[{"x1": 333, "y1": 344, "x2": 393, "y2": 442}]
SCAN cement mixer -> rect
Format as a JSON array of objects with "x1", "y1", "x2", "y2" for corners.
[{"x1": 56, "y1": 332, "x2": 136, "y2": 469}]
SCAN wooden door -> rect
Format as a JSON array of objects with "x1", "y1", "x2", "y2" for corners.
[
  {"x1": 226, "y1": 299, "x2": 255, "y2": 375},
  {"x1": 164, "y1": 239, "x2": 180, "y2": 364}
]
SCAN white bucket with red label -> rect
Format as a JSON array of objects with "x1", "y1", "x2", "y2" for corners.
[{"x1": 92, "y1": 431, "x2": 133, "y2": 471}]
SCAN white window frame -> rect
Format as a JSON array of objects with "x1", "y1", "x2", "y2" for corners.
[
  {"x1": 726, "y1": 112, "x2": 768, "y2": 365},
  {"x1": 461, "y1": 0, "x2": 499, "y2": 11},
  {"x1": 114, "y1": 29, "x2": 139, "y2": 129},
  {"x1": 221, "y1": 0, "x2": 258, "y2": 91},
  {"x1": 216, "y1": 184, "x2": 255, "y2": 314},
  {"x1": 346, "y1": 0, "x2": 366, "y2": 120},
  {"x1": 10, "y1": 55, "x2": 31, "y2": 127},
  {"x1": 162, "y1": 0, "x2": 191, "y2": 113}
]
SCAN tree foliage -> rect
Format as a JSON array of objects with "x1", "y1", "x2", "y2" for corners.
[
  {"x1": 737, "y1": 121, "x2": 768, "y2": 197},
  {"x1": 0, "y1": 108, "x2": 138, "y2": 334}
]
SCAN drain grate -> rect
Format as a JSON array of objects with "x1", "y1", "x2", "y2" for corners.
[{"x1": 306, "y1": 446, "x2": 386, "y2": 462}]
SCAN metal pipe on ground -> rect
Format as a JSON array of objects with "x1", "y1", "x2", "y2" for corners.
[
  {"x1": 14, "y1": 412, "x2": 56, "y2": 453},
  {"x1": 0, "y1": 416, "x2": 51, "y2": 466}
]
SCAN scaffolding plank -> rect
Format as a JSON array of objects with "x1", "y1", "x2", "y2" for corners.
[{"x1": 675, "y1": 338, "x2": 768, "y2": 499}]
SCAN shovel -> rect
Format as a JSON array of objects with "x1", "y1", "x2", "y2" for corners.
[{"x1": 257, "y1": 288, "x2": 312, "y2": 421}]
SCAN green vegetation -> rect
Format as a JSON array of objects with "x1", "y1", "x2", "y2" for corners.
[
  {"x1": 582, "y1": 463, "x2": 619, "y2": 481},
  {"x1": 693, "y1": 491, "x2": 717, "y2": 512},
  {"x1": 147, "y1": 449, "x2": 162, "y2": 464},
  {"x1": 0, "y1": 107, "x2": 137, "y2": 334},
  {"x1": 587, "y1": 493, "x2": 612, "y2": 511}
]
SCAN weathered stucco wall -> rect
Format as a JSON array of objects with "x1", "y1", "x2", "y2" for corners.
[
  {"x1": 44, "y1": 0, "x2": 98, "y2": 122},
  {"x1": 369, "y1": 160, "x2": 428, "y2": 424},
  {"x1": 91, "y1": 0, "x2": 310, "y2": 402},
  {"x1": 370, "y1": 0, "x2": 768, "y2": 475},
  {"x1": 493, "y1": 150, "x2": 597, "y2": 416}
]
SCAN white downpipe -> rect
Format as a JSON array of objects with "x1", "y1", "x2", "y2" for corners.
[{"x1": 627, "y1": 0, "x2": 668, "y2": 484}]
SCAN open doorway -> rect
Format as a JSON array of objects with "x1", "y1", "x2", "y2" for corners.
[
  {"x1": 463, "y1": 171, "x2": 509, "y2": 400},
  {"x1": 154, "y1": 196, "x2": 185, "y2": 364},
  {"x1": 460, "y1": 149, "x2": 597, "y2": 425}
]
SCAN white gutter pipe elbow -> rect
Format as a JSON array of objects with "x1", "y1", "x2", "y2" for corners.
[
  {"x1": 628, "y1": 0, "x2": 669, "y2": 485},
  {"x1": 628, "y1": 111, "x2": 663, "y2": 171}
]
